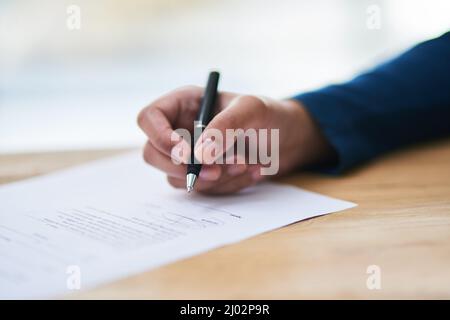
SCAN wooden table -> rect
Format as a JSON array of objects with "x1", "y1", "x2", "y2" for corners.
[{"x1": 1, "y1": 140, "x2": 450, "y2": 299}]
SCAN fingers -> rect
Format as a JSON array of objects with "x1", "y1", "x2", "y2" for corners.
[
  {"x1": 211, "y1": 165, "x2": 267, "y2": 194},
  {"x1": 166, "y1": 164, "x2": 265, "y2": 195},
  {"x1": 137, "y1": 86, "x2": 204, "y2": 157},
  {"x1": 138, "y1": 88, "x2": 257, "y2": 163},
  {"x1": 166, "y1": 170, "x2": 225, "y2": 191},
  {"x1": 144, "y1": 140, "x2": 223, "y2": 179},
  {"x1": 194, "y1": 95, "x2": 270, "y2": 163},
  {"x1": 138, "y1": 87, "x2": 238, "y2": 158},
  {"x1": 143, "y1": 141, "x2": 186, "y2": 178},
  {"x1": 138, "y1": 89, "x2": 272, "y2": 195},
  {"x1": 205, "y1": 172, "x2": 256, "y2": 195},
  {"x1": 167, "y1": 171, "x2": 258, "y2": 194}
]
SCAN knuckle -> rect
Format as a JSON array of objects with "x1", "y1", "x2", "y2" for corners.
[
  {"x1": 224, "y1": 113, "x2": 239, "y2": 129},
  {"x1": 153, "y1": 131, "x2": 171, "y2": 151},
  {"x1": 143, "y1": 143, "x2": 155, "y2": 164},
  {"x1": 236, "y1": 95, "x2": 269, "y2": 126},
  {"x1": 237, "y1": 95, "x2": 267, "y2": 110},
  {"x1": 137, "y1": 107, "x2": 149, "y2": 128},
  {"x1": 175, "y1": 85, "x2": 202, "y2": 93},
  {"x1": 146, "y1": 105, "x2": 159, "y2": 117}
]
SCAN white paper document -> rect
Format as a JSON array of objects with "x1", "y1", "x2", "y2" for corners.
[{"x1": 0, "y1": 152, "x2": 355, "y2": 298}]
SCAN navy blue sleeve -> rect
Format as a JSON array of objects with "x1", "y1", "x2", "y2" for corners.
[{"x1": 293, "y1": 32, "x2": 450, "y2": 173}]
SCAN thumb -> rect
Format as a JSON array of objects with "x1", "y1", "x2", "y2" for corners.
[{"x1": 194, "y1": 95, "x2": 269, "y2": 164}]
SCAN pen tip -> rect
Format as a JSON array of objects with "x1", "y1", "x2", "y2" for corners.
[{"x1": 186, "y1": 173, "x2": 197, "y2": 193}]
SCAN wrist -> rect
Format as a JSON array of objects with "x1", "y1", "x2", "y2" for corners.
[{"x1": 282, "y1": 99, "x2": 336, "y2": 168}]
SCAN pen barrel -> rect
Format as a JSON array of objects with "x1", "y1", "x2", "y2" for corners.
[
  {"x1": 187, "y1": 163, "x2": 202, "y2": 175},
  {"x1": 188, "y1": 131, "x2": 202, "y2": 174},
  {"x1": 196, "y1": 71, "x2": 220, "y2": 125},
  {"x1": 187, "y1": 71, "x2": 220, "y2": 178}
]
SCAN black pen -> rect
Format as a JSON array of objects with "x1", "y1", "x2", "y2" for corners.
[{"x1": 186, "y1": 71, "x2": 220, "y2": 192}]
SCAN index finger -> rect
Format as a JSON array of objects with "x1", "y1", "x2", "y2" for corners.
[{"x1": 137, "y1": 86, "x2": 203, "y2": 156}]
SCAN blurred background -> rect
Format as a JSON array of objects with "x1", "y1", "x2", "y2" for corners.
[{"x1": 1, "y1": 0, "x2": 449, "y2": 153}]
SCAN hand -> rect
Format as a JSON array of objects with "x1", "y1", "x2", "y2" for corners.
[{"x1": 137, "y1": 86, "x2": 333, "y2": 194}]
